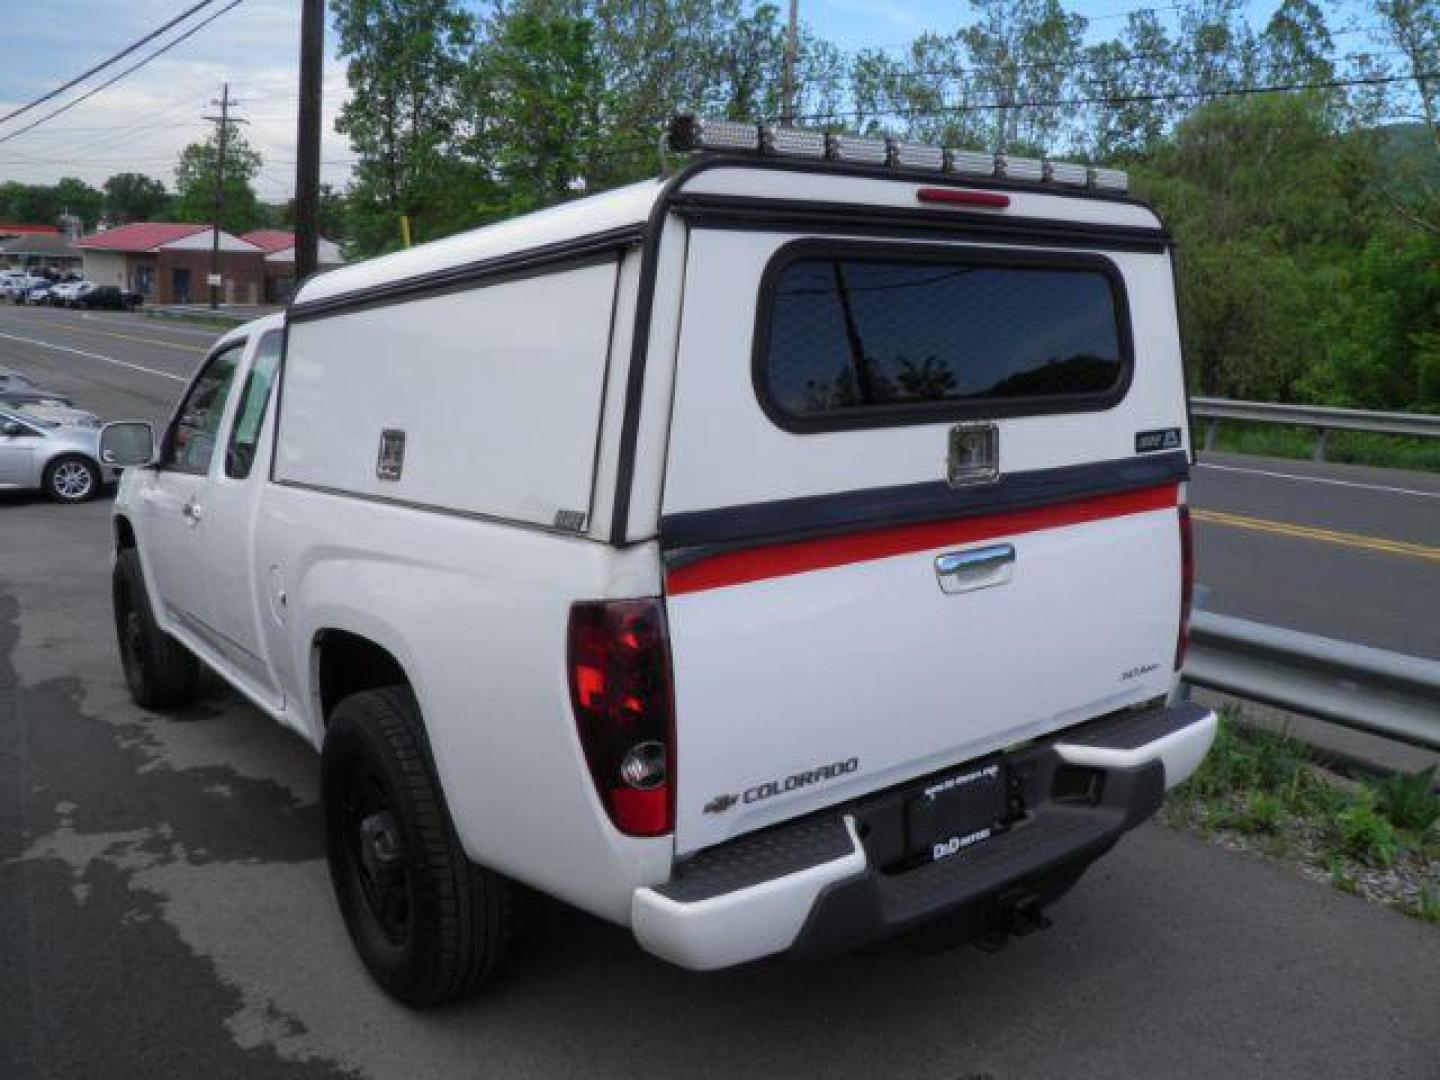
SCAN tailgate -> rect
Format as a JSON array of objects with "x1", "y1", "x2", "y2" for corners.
[{"x1": 659, "y1": 226, "x2": 1190, "y2": 856}]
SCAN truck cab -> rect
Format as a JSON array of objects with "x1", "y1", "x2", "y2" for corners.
[{"x1": 106, "y1": 117, "x2": 1215, "y2": 1007}]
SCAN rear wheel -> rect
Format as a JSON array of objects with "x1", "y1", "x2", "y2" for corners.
[
  {"x1": 322, "y1": 686, "x2": 510, "y2": 1007},
  {"x1": 112, "y1": 548, "x2": 199, "y2": 708},
  {"x1": 43, "y1": 455, "x2": 99, "y2": 502}
]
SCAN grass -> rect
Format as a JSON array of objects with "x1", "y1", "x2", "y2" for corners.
[
  {"x1": 1204, "y1": 420, "x2": 1440, "y2": 473},
  {"x1": 141, "y1": 309, "x2": 249, "y2": 330},
  {"x1": 1163, "y1": 709, "x2": 1440, "y2": 919}
]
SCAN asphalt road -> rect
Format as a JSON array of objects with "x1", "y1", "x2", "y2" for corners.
[
  {"x1": 1, "y1": 302, "x2": 1437, "y2": 1078},
  {"x1": 1190, "y1": 456, "x2": 1440, "y2": 660}
]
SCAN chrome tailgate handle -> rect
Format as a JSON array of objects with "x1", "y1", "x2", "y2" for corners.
[{"x1": 936, "y1": 543, "x2": 1015, "y2": 594}]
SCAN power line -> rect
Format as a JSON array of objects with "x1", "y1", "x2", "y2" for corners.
[
  {"x1": 0, "y1": 0, "x2": 246, "y2": 148},
  {"x1": 795, "y1": 68, "x2": 1439, "y2": 121},
  {"x1": 0, "y1": 0, "x2": 218, "y2": 125}
]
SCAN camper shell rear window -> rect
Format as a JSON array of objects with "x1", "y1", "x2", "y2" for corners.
[{"x1": 754, "y1": 241, "x2": 1133, "y2": 432}]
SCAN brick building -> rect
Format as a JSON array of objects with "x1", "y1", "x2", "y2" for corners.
[
  {"x1": 77, "y1": 222, "x2": 266, "y2": 305},
  {"x1": 241, "y1": 230, "x2": 345, "y2": 302}
]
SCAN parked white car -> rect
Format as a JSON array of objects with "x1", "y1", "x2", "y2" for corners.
[
  {"x1": 103, "y1": 117, "x2": 1215, "y2": 1007},
  {"x1": 49, "y1": 280, "x2": 96, "y2": 307},
  {"x1": 4, "y1": 274, "x2": 49, "y2": 302}
]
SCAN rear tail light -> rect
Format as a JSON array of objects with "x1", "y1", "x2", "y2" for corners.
[
  {"x1": 567, "y1": 599, "x2": 675, "y2": 836},
  {"x1": 1175, "y1": 495, "x2": 1195, "y2": 670}
]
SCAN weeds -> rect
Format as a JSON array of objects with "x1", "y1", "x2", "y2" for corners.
[
  {"x1": 1410, "y1": 887, "x2": 1440, "y2": 924},
  {"x1": 1367, "y1": 766, "x2": 1440, "y2": 832},
  {"x1": 1164, "y1": 709, "x2": 1439, "y2": 919},
  {"x1": 1337, "y1": 798, "x2": 1401, "y2": 868}
]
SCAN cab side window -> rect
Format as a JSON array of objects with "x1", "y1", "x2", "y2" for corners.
[
  {"x1": 224, "y1": 331, "x2": 283, "y2": 480},
  {"x1": 162, "y1": 343, "x2": 244, "y2": 474}
]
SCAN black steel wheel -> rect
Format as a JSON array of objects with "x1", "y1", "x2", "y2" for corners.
[
  {"x1": 112, "y1": 548, "x2": 199, "y2": 708},
  {"x1": 322, "y1": 686, "x2": 511, "y2": 1007}
]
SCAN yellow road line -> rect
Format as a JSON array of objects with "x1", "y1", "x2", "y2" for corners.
[
  {"x1": 26, "y1": 320, "x2": 207, "y2": 354},
  {"x1": 1192, "y1": 508, "x2": 1440, "y2": 563}
]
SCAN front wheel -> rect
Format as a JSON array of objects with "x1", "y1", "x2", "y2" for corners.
[
  {"x1": 322, "y1": 686, "x2": 511, "y2": 1007},
  {"x1": 44, "y1": 455, "x2": 100, "y2": 503},
  {"x1": 112, "y1": 548, "x2": 199, "y2": 708}
]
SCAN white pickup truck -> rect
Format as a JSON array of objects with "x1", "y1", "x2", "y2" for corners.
[{"x1": 103, "y1": 117, "x2": 1216, "y2": 1007}]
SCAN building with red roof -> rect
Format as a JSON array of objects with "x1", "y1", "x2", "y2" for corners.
[
  {"x1": 0, "y1": 224, "x2": 61, "y2": 241},
  {"x1": 241, "y1": 229, "x2": 344, "y2": 302},
  {"x1": 77, "y1": 222, "x2": 266, "y2": 305}
]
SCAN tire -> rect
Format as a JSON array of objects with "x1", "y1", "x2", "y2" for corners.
[
  {"x1": 323, "y1": 686, "x2": 510, "y2": 1007},
  {"x1": 112, "y1": 548, "x2": 200, "y2": 708},
  {"x1": 43, "y1": 454, "x2": 100, "y2": 503}
]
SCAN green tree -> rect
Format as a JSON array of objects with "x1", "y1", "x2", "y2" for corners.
[
  {"x1": 332, "y1": 0, "x2": 479, "y2": 253},
  {"x1": 172, "y1": 126, "x2": 264, "y2": 232},
  {"x1": 472, "y1": 0, "x2": 606, "y2": 216},
  {"x1": 1138, "y1": 95, "x2": 1369, "y2": 400},
  {"x1": 281, "y1": 183, "x2": 348, "y2": 242},
  {"x1": 1369, "y1": 0, "x2": 1439, "y2": 234},
  {"x1": 1261, "y1": 0, "x2": 1334, "y2": 84},
  {"x1": 1085, "y1": 10, "x2": 1177, "y2": 158},
  {"x1": 959, "y1": 0, "x2": 1088, "y2": 152},
  {"x1": 103, "y1": 172, "x2": 170, "y2": 224}
]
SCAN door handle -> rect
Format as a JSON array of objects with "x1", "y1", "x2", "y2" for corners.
[
  {"x1": 936, "y1": 543, "x2": 1014, "y2": 594},
  {"x1": 182, "y1": 499, "x2": 203, "y2": 524}
]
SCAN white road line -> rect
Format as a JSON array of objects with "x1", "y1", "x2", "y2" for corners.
[
  {"x1": 0, "y1": 330, "x2": 187, "y2": 382},
  {"x1": 1196, "y1": 461, "x2": 1440, "y2": 500}
]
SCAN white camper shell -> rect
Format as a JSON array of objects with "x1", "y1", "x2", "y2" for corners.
[{"x1": 108, "y1": 135, "x2": 1216, "y2": 1006}]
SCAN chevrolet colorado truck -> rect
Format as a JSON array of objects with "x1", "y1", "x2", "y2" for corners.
[{"x1": 102, "y1": 116, "x2": 1216, "y2": 1007}]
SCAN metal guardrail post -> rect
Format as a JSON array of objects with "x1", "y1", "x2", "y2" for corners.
[
  {"x1": 1312, "y1": 427, "x2": 1328, "y2": 462},
  {"x1": 1183, "y1": 611, "x2": 1440, "y2": 752}
]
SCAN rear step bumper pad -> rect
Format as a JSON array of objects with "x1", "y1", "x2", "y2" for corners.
[
  {"x1": 632, "y1": 817, "x2": 867, "y2": 970},
  {"x1": 1053, "y1": 701, "x2": 1217, "y2": 789},
  {"x1": 632, "y1": 703, "x2": 1216, "y2": 971}
]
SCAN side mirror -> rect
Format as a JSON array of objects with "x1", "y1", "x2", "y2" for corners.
[
  {"x1": 100, "y1": 421, "x2": 156, "y2": 467},
  {"x1": 2, "y1": 421, "x2": 23, "y2": 437}
]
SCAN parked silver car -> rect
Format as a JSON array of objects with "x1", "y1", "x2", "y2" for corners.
[
  {"x1": 0, "y1": 365, "x2": 77, "y2": 409},
  {"x1": 0, "y1": 404, "x2": 115, "y2": 502}
]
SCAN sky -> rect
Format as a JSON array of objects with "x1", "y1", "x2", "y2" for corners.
[{"x1": 0, "y1": 0, "x2": 1382, "y2": 202}]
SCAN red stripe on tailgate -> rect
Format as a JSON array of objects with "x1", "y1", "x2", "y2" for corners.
[{"x1": 667, "y1": 482, "x2": 1179, "y2": 596}]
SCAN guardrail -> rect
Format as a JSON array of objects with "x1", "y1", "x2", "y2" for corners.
[
  {"x1": 1183, "y1": 610, "x2": 1440, "y2": 752},
  {"x1": 1190, "y1": 398, "x2": 1440, "y2": 461}
]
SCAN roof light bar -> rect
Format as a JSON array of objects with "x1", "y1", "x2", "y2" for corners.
[
  {"x1": 1045, "y1": 160, "x2": 1088, "y2": 187},
  {"x1": 1090, "y1": 166, "x2": 1129, "y2": 192},
  {"x1": 998, "y1": 154, "x2": 1043, "y2": 182},
  {"x1": 669, "y1": 115, "x2": 760, "y2": 153},
  {"x1": 764, "y1": 126, "x2": 827, "y2": 159},
  {"x1": 890, "y1": 140, "x2": 945, "y2": 171},
  {"x1": 667, "y1": 116, "x2": 1131, "y2": 193},
  {"x1": 949, "y1": 149, "x2": 998, "y2": 177},
  {"x1": 829, "y1": 134, "x2": 888, "y2": 165}
]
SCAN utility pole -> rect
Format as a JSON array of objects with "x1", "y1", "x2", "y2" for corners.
[
  {"x1": 294, "y1": 0, "x2": 324, "y2": 283},
  {"x1": 202, "y1": 84, "x2": 242, "y2": 310},
  {"x1": 781, "y1": 0, "x2": 798, "y2": 125}
]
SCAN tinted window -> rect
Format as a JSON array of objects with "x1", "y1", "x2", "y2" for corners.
[
  {"x1": 224, "y1": 331, "x2": 282, "y2": 479},
  {"x1": 759, "y1": 250, "x2": 1127, "y2": 427},
  {"x1": 162, "y1": 344, "x2": 243, "y2": 474}
]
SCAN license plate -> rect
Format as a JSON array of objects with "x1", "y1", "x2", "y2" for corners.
[{"x1": 906, "y1": 758, "x2": 1008, "y2": 864}]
